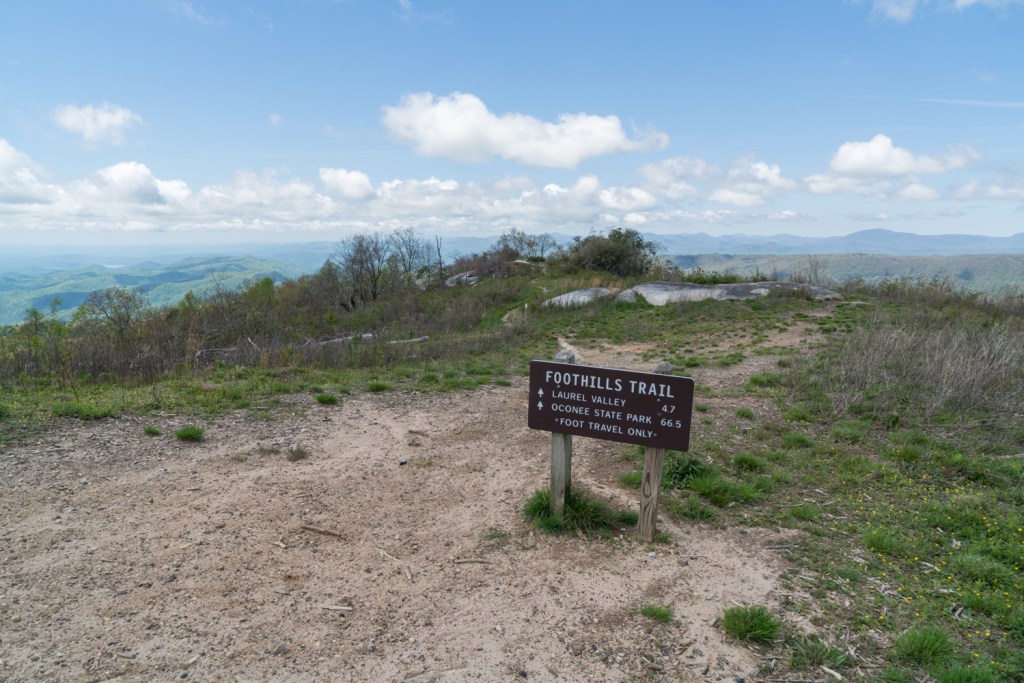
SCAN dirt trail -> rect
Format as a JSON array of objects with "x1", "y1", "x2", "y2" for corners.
[{"x1": 0, "y1": 310, "x2": 828, "y2": 682}]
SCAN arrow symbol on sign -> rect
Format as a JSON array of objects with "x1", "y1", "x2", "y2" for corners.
[
  {"x1": 537, "y1": 401, "x2": 544, "y2": 411},
  {"x1": 537, "y1": 388, "x2": 544, "y2": 397}
]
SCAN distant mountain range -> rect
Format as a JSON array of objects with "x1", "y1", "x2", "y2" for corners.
[
  {"x1": 0, "y1": 256, "x2": 296, "y2": 326},
  {"x1": 647, "y1": 228, "x2": 1024, "y2": 257},
  {"x1": 2, "y1": 229, "x2": 1023, "y2": 326}
]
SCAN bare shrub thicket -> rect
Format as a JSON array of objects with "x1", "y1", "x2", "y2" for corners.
[
  {"x1": 0, "y1": 228, "x2": 537, "y2": 386},
  {"x1": 809, "y1": 285, "x2": 1024, "y2": 420}
]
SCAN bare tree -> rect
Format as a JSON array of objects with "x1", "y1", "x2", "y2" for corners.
[
  {"x1": 388, "y1": 227, "x2": 432, "y2": 277},
  {"x1": 534, "y1": 233, "x2": 558, "y2": 259},
  {"x1": 333, "y1": 233, "x2": 392, "y2": 306}
]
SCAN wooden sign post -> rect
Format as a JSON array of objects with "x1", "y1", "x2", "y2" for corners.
[
  {"x1": 638, "y1": 362, "x2": 672, "y2": 542},
  {"x1": 549, "y1": 350, "x2": 576, "y2": 517},
  {"x1": 528, "y1": 357, "x2": 694, "y2": 538}
]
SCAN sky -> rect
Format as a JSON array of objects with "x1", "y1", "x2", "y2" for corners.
[{"x1": 1, "y1": 0, "x2": 1023, "y2": 247}]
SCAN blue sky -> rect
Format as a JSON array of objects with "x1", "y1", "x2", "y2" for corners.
[{"x1": 1, "y1": 0, "x2": 1023, "y2": 246}]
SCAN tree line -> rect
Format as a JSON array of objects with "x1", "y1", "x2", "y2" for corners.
[{"x1": 0, "y1": 227, "x2": 663, "y2": 390}]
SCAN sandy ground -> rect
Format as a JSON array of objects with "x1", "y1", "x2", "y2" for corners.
[{"x1": 0, "y1": 315, "x2": 828, "y2": 683}]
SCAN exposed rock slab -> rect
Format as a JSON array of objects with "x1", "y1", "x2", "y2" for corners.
[
  {"x1": 618, "y1": 281, "x2": 842, "y2": 305},
  {"x1": 543, "y1": 287, "x2": 612, "y2": 307}
]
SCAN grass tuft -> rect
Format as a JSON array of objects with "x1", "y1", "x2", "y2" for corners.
[
  {"x1": 143, "y1": 425, "x2": 161, "y2": 436},
  {"x1": 790, "y1": 636, "x2": 848, "y2": 669},
  {"x1": 638, "y1": 604, "x2": 674, "y2": 623},
  {"x1": 315, "y1": 392, "x2": 339, "y2": 405},
  {"x1": 891, "y1": 624, "x2": 955, "y2": 666},
  {"x1": 174, "y1": 424, "x2": 204, "y2": 442},
  {"x1": 523, "y1": 487, "x2": 634, "y2": 535},
  {"x1": 721, "y1": 605, "x2": 780, "y2": 645},
  {"x1": 286, "y1": 446, "x2": 309, "y2": 462}
]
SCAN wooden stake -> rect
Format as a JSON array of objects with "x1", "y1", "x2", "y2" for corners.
[
  {"x1": 550, "y1": 349, "x2": 577, "y2": 517},
  {"x1": 638, "y1": 362, "x2": 673, "y2": 542}
]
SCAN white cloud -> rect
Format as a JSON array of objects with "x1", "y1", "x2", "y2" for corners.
[
  {"x1": 804, "y1": 173, "x2": 892, "y2": 196},
  {"x1": 598, "y1": 186, "x2": 657, "y2": 211},
  {"x1": 382, "y1": 91, "x2": 668, "y2": 167},
  {"x1": 898, "y1": 182, "x2": 941, "y2": 200},
  {"x1": 52, "y1": 102, "x2": 144, "y2": 147},
  {"x1": 639, "y1": 156, "x2": 711, "y2": 198},
  {"x1": 269, "y1": 113, "x2": 282, "y2": 128},
  {"x1": 953, "y1": 179, "x2": 1024, "y2": 200},
  {"x1": 829, "y1": 134, "x2": 976, "y2": 176},
  {"x1": 709, "y1": 159, "x2": 796, "y2": 206},
  {"x1": 868, "y1": 0, "x2": 1023, "y2": 21},
  {"x1": 320, "y1": 168, "x2": 375, "y2": 200},
  {"x1": 0, "y1": 139, "x2": 62, "y2": 205},
  {"x1": 71, "y1": 162, "x2": 191, "y2": 208},
  {"x1": 871, "y1": 0, "x2": 923, "y2": 22}
]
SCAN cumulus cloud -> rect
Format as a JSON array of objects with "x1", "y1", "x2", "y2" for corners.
[
  {"x1": 598, "y1": 186, "x2": 657, "y2": 211},
  {"x1": 708, "y1": 159, "x2": 796, "y2": 206},
  {"x1": 0, "y1": 139, "x2": 62, "y2": 205},
  {"x1": 382, "y1": 91, "x2": 668, "y2": 167},
  {"x1": 320, "y1": 168, "x2": 375, "y2": 200},
  {"x1": 71, "y1": 162, "x2": 191, "y2": 208},
  {"x1": 898, "y1": 182, "x2": 941, "y2": 200},
  {"x1": 829, "y1": 134, "x2": 976, "y2": 176},
  {"x1": 52, "y1": 102, "x2": 144, "y2": 147},
  {"x1": 639, "y1": 156, "x2": 712, "y2": 198}
]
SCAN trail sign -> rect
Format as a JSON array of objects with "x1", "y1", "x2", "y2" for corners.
[{"x1": 528, "y1": 360, "x2": 695, "y2": 451}]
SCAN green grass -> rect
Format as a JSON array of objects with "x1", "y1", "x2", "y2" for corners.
[
  {"x1": 638, "y1": 604, "x2": 673, "y2": 623},
  {"x1": 687, "y1": 473, "x2": 756, "y2": 506},
  {"x1": 174, "y1": 424, "x2": 204, "y2": 442},
  {"x1": 367, "y1": 381, "x2": 391, "y2": 392},
  {"x1": 789, "y1": 636, "x2": 847, "y2": 670},
  {"x1": 315, "y1": 392, "x2": 339, "y2": 405},
  {"x1": 735, "y1": 407, "x2": 755, "y2": 420},
  {"x1": 891, "y1": 624, "x2": 955, "y2": 666},
  {"x1": 863, "y1": 528, "x2": 910, "y2": 556},
  {"x1": 790, "y1": 503, "x2": 821, "y2": 521},
  {"x1": 721, "y1": 606, "x2": 780, "y2": 645},
  {"x1": 143, "y1": 425, "x2": 161, "y2": 436},
  {"x1": 523, "y1": 487, "x2": 636, "y2": 535},
  {"x1": 733, "y1": 452, "x2": 767, "y2": 472}
]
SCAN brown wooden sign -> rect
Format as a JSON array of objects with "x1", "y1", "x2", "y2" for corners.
[{"x1": 528, "y1": 360, "x2": 695, "y2": 451}]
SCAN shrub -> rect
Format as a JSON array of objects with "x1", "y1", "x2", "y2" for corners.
[
  {"x1": 0, "y1": 403, "x2": 12, "y2": 420},
  {"x1": 721, "y1": 606, "x2": 780, "y2": 644},
  {"x1": 556, "y1": 227, "x2": 661, "y2": 277},
  {"x1": 175, "y1": 424, "x2": 205, "y2": 442}
]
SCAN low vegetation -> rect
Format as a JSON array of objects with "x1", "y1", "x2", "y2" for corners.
[{"x1": 2, "y1": 227, "x2": 1022, "y2": 680}]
